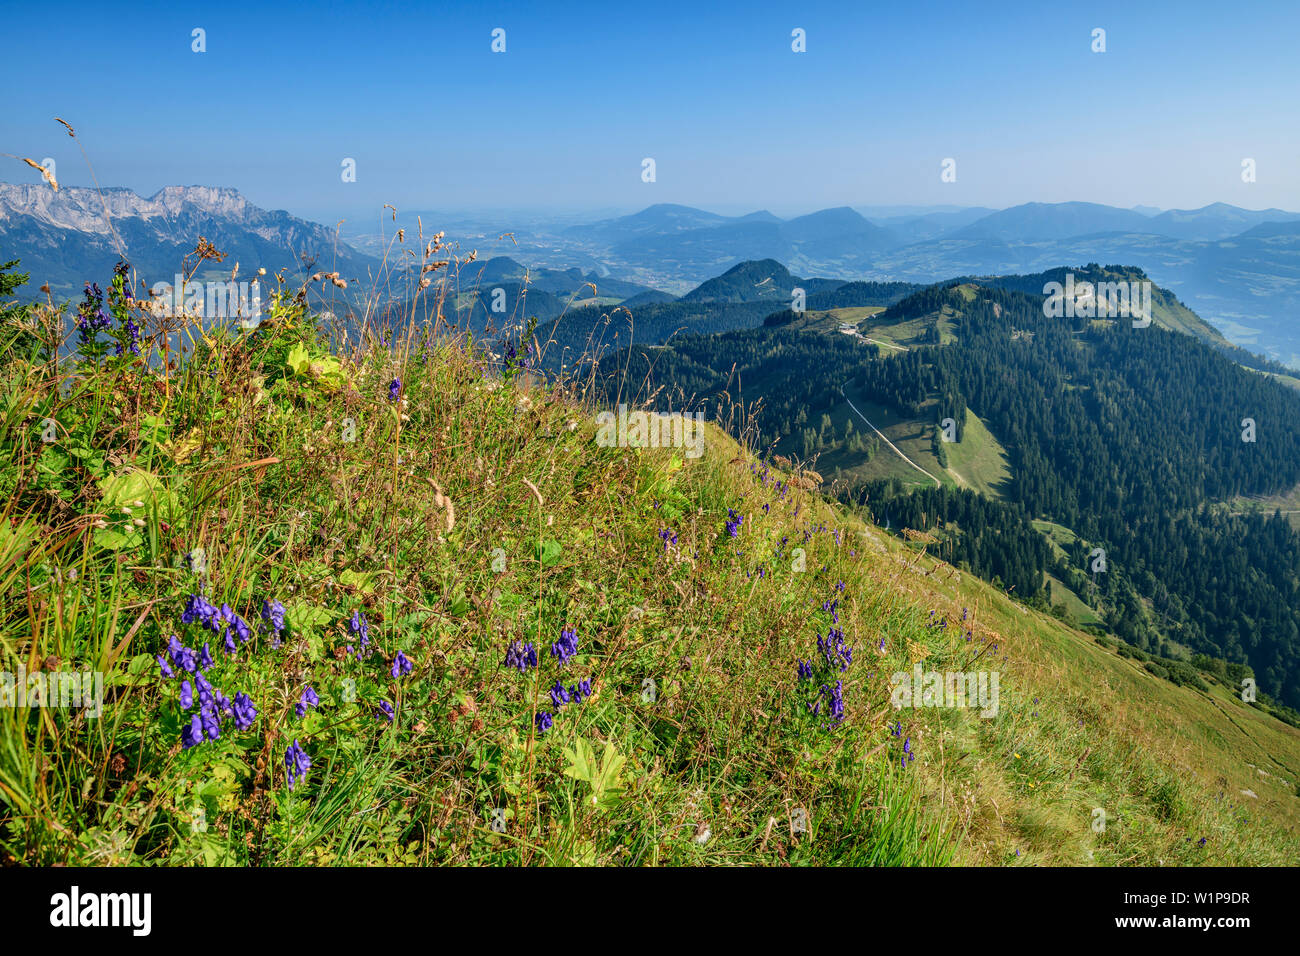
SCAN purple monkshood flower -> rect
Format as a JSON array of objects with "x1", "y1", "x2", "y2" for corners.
[
  {"x1": 179, "y1": 680, "x2": 193, "y2": 710},
  {"x1": 504, "y1": 640, "x2": 538, "y2": 672},
  {"x1": 535, "y1": 711, "x2": 553, "y2": 733},
  {"x1": 200, "y1": 703, "x2": 221, "y2": 741},
  {"x1": 167, "y1": 634, "x2": 198, "y2": 673},
  {"x1": 228, "y1": 606, "x2": 254, "y2": 645},
  {"x1": 391, "y1": 651, "x2": 413, "y2": 678},
  {"x1": 548, "y1": 680, "x2": 571, "y2": 710},
  {"x1": 285, "y1": 739, "x2": 311, "y2": 790},
  {"x1": 75, "y1": 281, "x2": 112, "y2": 348},
  {"x1": 181, "y1": 593, "x2": 219, "y2": 629},
  {"x1": 817, "y1": 628, "x2": 852, "y2": 672},
  {"x1": 232, "y1": 692, "x2": 257, "y2": 730},
  {"x1": 199, "y1": 642, "x2": 214, "y2": 669},
  {"x1": 349, "y1": 610, "x2": 371, "y2": 659},
  {"x1": 211, "y1": 603, "x2": 248, "y2": 655},
  {"x1": 262, "y1": 599, "x2": 287, "y2": 646},
  {"x1": 725, "y1": 508, "x2": 744, "y2": 538},
  {"x1": 157, "y1": 654, "x2": 174, "y2": 679},
  {"x1": 296, "y1": 686, "x2": 320, "y2": 718},
  {"x1": 181, "y1": 715, "x2": 203, "y2": 749},
  {"x1": 388, "y1": 377, "x2": 401, "y2": 401},
  {"x1": 826, "y1": 680, "x2": 845, "y2": 726},
  {"x1": 376, "y1": 700, "x2": 395, "y2": 723},
  {"x1": 550, "y1": 627, "x2": 579, "y2": 665},
  {"x1": 569, "y1": 678, "x2": 592, "y2": 704},
  {"x1": 797, "y1": 659, "x2": 814, "y2": 681}
]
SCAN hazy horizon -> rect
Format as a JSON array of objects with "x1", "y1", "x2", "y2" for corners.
[{"x1": 10, "y1": 179, "x2": 1300, "y2": 235}]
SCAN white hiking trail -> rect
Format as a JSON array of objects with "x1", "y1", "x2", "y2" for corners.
[{"x1": 839, "y1": 385, "x2": 942, "y2": 489}]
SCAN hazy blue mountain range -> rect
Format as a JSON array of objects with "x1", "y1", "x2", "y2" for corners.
[
  {"x1": 438, "y1": 255, "x2": 656, "y2": 302},
  {"x1": 532, "y1": 200, "x2": 1300, "y2": 365},
  {"x1": 5, "y1": 184, "x2": 1300, "y2": 366}
]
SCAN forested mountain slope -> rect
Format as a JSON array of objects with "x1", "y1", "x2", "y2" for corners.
[{"x1": 594, "y1": 271, "x2": 1300, "y2": 712}]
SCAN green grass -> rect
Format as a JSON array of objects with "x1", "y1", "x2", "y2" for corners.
[
  {"x1": 1045, "y1": 573, "x2": 1104, "y2": 627},
  {"x1": 826, "y1": 306, "x2": 886, "y2": 323},
  {"x1": 823, "y1": 388, "x2": 1012, "y2": 501},
  {"x1": 1033, "y1": 518, "x2": 1082, "y2": 555},
  {"x1": 1219, "y1": 481, "x2": 1300, "y2": 532},
  {"x1": 829, "y1": 386, "x2": 943, "y2": 489},
  {"x1": 940, "y1": 408, "x2": 1011, "y2": 498},
  {"x1": 1, "y1": 278, "x2": 1298, "y2": 867}
]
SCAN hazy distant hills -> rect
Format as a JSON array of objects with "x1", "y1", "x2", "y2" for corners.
[
  {"x1": 566, "y1": 203, "x2": 898, "y2": 278},
  {"x1": 5, "y1": 183, "x2": 1300, "y2": 366},
  {"x1": 1147, "y1": 202, "x2": 1300, "y2": 240},
  {"x1": 871, "y1": 206, "x2": 998, "y2": 243},
  {"x1": 680, "y1": 258, "x2": 845, "y2": 304},
  {"x1": 947, "y1": 200, "x2": 1300, "y2": 241},
  {"x1": 446, "y1": 255, "x2": 654, "y2": 301},
  {"x1": 952, "y1": 202, "x2": 1160, "y2": 240},
  {"x1": 551, "y1": 201, "x2": 1300, "y2": 366}
]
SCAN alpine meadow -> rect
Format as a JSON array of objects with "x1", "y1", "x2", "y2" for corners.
[{"x1": 1, "y1": 0, "x2": 1298, "y2": 930}]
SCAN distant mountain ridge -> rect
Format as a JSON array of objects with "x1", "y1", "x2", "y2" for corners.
[
  {"x1": 546, "y1": 199, "x2": 1300, "y2": 365},
  {"x1": 0, "y1": 183, "x2": 378, "y2": 301},
  {"x1": 0, "y1": 184, "x2": 257, "y2": 231},
  {"x1": 951, "y1": 202, "x2": 1160, "y2": 240},
  {"x1": 6, "y1": 184, "x2": 1300, "y2": 365}
]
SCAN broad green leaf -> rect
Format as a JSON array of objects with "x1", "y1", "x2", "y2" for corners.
[
  {"x1": 536, "y1": 538, "x2": 563, "y2": 567},
  {"x1": 562, "y1": 737, "x2": 597, "y2": 785},
  {"x1": 339, "y1": 569, "x2": 378, "y2": 593},
  {"x1": 286, "y1": 603, "x2": 332, "y2": 630}
]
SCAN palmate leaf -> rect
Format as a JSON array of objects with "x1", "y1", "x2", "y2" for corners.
[
  {"x1": 286, "y1": 342, "x2": 347, "y2": 392},
  {"x1": 594, "y1": 739, "x2": 626, "y2": 807},
  {"x1": 92, "y1": 467, "x2": 178, "y2": 550},
  {"x1": 99, "y1": 467, "x2": 173, "y2": 510},
  {"x1": 562, "y1": 737, "x2": 596, "y2": 785},
  {"x1": 562, "y1": 737, "x2": 626, "y2": 810}
]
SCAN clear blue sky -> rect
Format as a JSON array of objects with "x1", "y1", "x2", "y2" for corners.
[{"x1": 4, "y1": 0, "x2": 1298, "y2": 222}]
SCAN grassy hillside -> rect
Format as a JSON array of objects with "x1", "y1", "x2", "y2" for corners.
[
  {"x1": 972, "y1": 266, "x2": 1231, "y2": 346},
  {"x1": 1, "y1": 282, "x2": 1298, "y2": 867},
  {"x1": 831, "y1": 384, "x2": 1012, "y2": 498}
]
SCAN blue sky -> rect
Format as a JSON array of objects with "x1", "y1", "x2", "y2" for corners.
[{"x1": 3, "y1": 0, "x2": 1299, "y2": 222}]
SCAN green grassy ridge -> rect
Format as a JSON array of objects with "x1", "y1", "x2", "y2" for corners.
[
  {"x1": 777, "y1": 302, "x2": 1008, "y2": 499},
  {"x1": 958, "y1": 266, "x2": 1230, "y2": 346},
  {"x1": 827, "y1": 384, "x2": 1011, "y2": 498},
  {"x1": 1, "y1": 297, "x2": 1297, "y2": 866}
]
